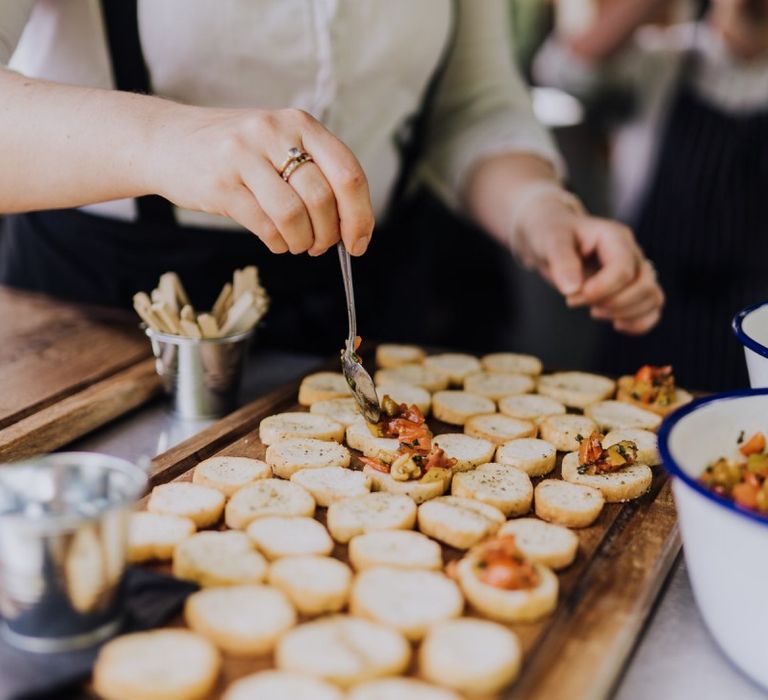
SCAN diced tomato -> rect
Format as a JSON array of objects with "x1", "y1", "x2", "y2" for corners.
[
  {"x1": 634, "y1": 365, "x2": 654, "y2": 384},
  {"x1": 733, "y1": 482, "x2": 760, "y2": 509},
  {"x1": 354, "y1": 335, "x2": 362, "y2": 351},
  {"x1": 359, "y1": 456, "x2": 390, "y2": 473},
  {"x1": 744, "y1": 471, "x2": 761, "y2": 488},
  {"x1": 740, "y1": 432, "x2": 766, "y2": 457},
  {"x1": 399, "y1": 404, "x2": 426, "y2": 424},
  {"x1": 423, "y1": 446, "x2": 456, "y2": 471},
  {"x1": 475, "y1": 535, "x2": 540, "y2": 590},
  {"x1": 578, "y1": 431, "x2": 604, "y2": 467}
]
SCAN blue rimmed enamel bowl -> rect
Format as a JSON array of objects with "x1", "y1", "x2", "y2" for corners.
[
  {"x1": 733, "y1": 301, "x2": 768, "y2": 387},
  {"x1": 660, "y1": 389, "x2": 768, "y2": 689}
]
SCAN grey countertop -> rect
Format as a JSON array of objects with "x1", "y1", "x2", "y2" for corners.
[{"x1": 69, "y1": 350, "x2": 768, "y2": 700}]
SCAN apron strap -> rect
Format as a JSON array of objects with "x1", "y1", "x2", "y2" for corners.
[{"x1": 99, "y1": 0, "x2": 176, "y2": 225}]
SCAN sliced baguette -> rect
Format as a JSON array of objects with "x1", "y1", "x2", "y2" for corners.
[
  {"x1": 147, "y1": 482, "x2": 225, "y2": 528},
  {"x1": 127, "y1": 512, "x2": 196, "y2": 564},
  {"x1": 463, "y1": 372, "x2": 535, "y2": 400},
  {"x1": 348, "y1": 530, "x2": 443, "y2": 572},
  {"x1": 223, "y1": 671, "x2": 343, "y2": 700},
  {"x1": 259, "y1": 412, "x2": 345, "y2": 445},
  {"x1": 364, "y1": 465, "x2": 451, "y2": 504},
  {"x1": 373, "y1": 365, "x2": 449, "y2": 392},
  {"x1": 451, "y1": 463, "x2": 533, "y2": 516},
  {"x1": 537, "y1": 371, "x2": 616, "y2": 409},
  {"x1": 298, "y1": 372, "x2": 351, "y2": 406},
  {"x1": 464, "y1": 413, "x2": 536, "y2": 445},
  {"x1": 265, "y1": 438, "x2": 351, "y2": 479},
  {"x1": 246, "y1": 516, "x2": 333, "y2": 559},
  {"x1": 432, "y1": 433, "x2": 496, "y2": 472},
  {"x1": 225, "y1": 479, "x2": 315, "y2": 530},
  {"x1": 539, "y1": 414, "x2": 598, "y2": 452},
  {"x1": 291, "y1": 466, "x2": 371, "y2": 506},
  {"x1": 498, "y1": 394, "x2": 566, "y2": 423},
  {"x1": 603, "y1": 428, "x2": 660, "y2": 466},
  {"x1": 310, "y1": 397, "x2": 362, "y2": 426},
  {"x1": 173, "y1": 530, "x2": 267, "y2": 587},
  {"x1": 268, "y1": 555, "x2": 353, "y2": 616},
  {"x1": 350, "y1": 568, "x2": 463, "y2": 641},
  {"x1": 192, "y1": 456, "x2": 271, "y2": 497},
  {"x1": 584, "y1": 400, "x2": 662, "y2": 432},
  {"x1": 480, "y1": 352, "x2": 543, "y2": 377},
  {"x1": 495, "y1": 438, "x2": 557, "y2": 477},
  {"x1": 499, "y1": 518, "x2": 579, "y2": 570},
  {"x1": 417, "y1": 496, "x2": 505, "y2": 549},
  {"x1": 376, "y1": 383, "x2": 432, "y2": 415},
  {"x1": 616, "y1": 375, "x2": 694, "y2": 417},
  {"x1": 423, "y1": 353, "x2": 482, "y2": 385},
  {"x1": 432, "y1": 390, "x2": 495, "y2": 426},
  {"x1": 534, "y1": 479, "x2": 604, "y2": 528},
  {"x1": 561, "y1": 451, "x2": 653, "y2": 502},
  {"x1": 376, "y1": 344, "x2": 426, "y2": 368},
  {"x1": 326, "y1": 492, "x2": 417, "y2": 544},
  {"x1": 349, "y1": 679, "x2": 461, "y2": 700},
  {"x1": 345, "y1": 421, "x2": 400, "y2": 463}
]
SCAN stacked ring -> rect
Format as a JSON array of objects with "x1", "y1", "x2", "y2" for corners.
[{"x1": 279, "y1": 147, "x2": 314, "y2": 182}]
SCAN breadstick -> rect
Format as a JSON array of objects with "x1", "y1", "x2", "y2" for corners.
[
  {"x1": 197, "y1": 314, "x2": 220, "y2": 339},
  {"x1": 180, "y1": 320, "x2": 202, "y2": 339},
  {"x1": 220, "y1": 291, "x2": 255, "y2": 335},
  {"x1": 180, "y1": 305, "x2": 196, "y2": 322},
  {"x1": 212, "y1": 283, "x2": 233, "y2": 323},
  {"x1": 158, "y1": 273, "x2": 180, "y2": 314},
  {"x1": 151, "y1": 302, "x2": 181, "y2": 335}
]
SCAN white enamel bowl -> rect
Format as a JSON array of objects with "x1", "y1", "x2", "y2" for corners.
[
  {"x1": 733, "y1": 302, "x2": 768, "y2": 387},
  {"x1": 660, "y1": 390, "x2": 768, "y2": 689}
]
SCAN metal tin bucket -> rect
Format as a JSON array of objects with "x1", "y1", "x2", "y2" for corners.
[
  {"x1": 146, "y1": 327, "x2": 253, "y2": 419},
  {"x1": 0, "y1": 452, "x2": 147, "y2": 652}
]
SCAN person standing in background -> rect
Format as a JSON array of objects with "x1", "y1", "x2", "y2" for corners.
[{"x1": 535, "y1": 0, "x2": 768, "y2": 390}]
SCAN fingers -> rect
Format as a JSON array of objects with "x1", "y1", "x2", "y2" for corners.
[
  {"x1": 224, "y1": 186, "x2": 289, "y2": 253},
  {"x1": 286, "y1": 161, "x2": 341, "y2": 256},
  {"x1": 613, "y1": 308, "x2": 662, "y2": 335},
  {"x1": 590, "y1": 260, "x2": 663, "y2": 319},
  {"x1": 543, "y1": 228, "x2": 584, "y2": 296}
]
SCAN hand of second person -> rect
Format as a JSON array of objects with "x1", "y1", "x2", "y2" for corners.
[
  {"x1": 147, "y1": 106, "x2": 375, "y2": 256},
  {"x1": 514, "y1": 204, "x2": 664, "y2": 335}
]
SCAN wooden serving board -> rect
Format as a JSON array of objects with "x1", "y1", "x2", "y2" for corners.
[
  {"x1": 126, "y1": 360, "x2": 681, "y2": 700},
  {"x1": 0, "y1": 287, "x2": 162, "y2": 461}
]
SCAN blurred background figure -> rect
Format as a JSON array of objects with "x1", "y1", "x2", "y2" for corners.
[{"x1": 532, "y1": 0, "x2": 768, "y2": 390}]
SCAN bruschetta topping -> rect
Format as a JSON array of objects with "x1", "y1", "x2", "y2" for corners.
[
  {"x1": 577, "y1": 431, "x2": 638, "y2": 475},
  {"x1": 701, "y1": 432, "x2": 768, "y2": 513},
  {"x1": 629, "y1": 365, "x2": 676, "y2": 406},
  {"x1": 473, "y1": 535, "x2": 540, "y2": 590}
]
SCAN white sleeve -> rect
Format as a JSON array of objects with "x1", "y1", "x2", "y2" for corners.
[
  {"x1": 420, "y1": 0, "x2": 563, "y2": 208},
  {"x1": 0, "y1": 0, "x2": 36, "y2": 65}
]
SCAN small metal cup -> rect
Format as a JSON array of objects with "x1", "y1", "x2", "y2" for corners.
[
  {"x1": 146, "y1": 327, "x2": 253, "y2": 419},
  {"x1": 0, "y1": 452, "x2": 147, "y2": 652}
]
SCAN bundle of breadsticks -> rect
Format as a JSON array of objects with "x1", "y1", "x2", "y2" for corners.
[{"x1": 133, "y1": 267, "x2": 269, "y2": 339}]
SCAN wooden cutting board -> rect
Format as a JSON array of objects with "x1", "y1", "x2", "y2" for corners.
[
  {"x1": 0, "y1": 286, "x2": 162, "y2": 461},
  {"x1": 130, "y1": 362, "x2": 681, "y2": 700}
]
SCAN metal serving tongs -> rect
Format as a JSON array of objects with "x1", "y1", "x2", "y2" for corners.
[{"x1": 337, "y1": 241, "x2": 381, "y2": 423}]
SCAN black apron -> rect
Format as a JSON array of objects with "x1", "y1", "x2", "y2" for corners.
[
  {"x1": 0, "y1": 1, "x2": 515, "y2": 353},
  {"x1": 598, "y1": 57, "x2": 768, "y2": 392}
]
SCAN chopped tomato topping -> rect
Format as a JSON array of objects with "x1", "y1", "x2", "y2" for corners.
[
  {"x1": 630, "y1": 365, "x2": 676, "y2": 406},
  {"x1": 733, "y1": 482, "x2": 760, "y2": 509},
  {"x1": 474, "y1": 535, "x2": 540, "y2": 591},
  {"x1": 423, "y1": 446, "x2": 456, "y2": 471},
  {"x1": 577, "y1": 430, "x2": 637, "y2": 475},
  {"x1": 359, "y1": 456, "x2": 389, "y2": 473},
  {"x1": 740, "y1": 432, "x2": 766, "y2": 457},
  {"x1": 354, "y1": 335, "x2": 362, "y2": 351},
  {"x1": 578, "y1": 431, "x2": 604, "y2": 467}
]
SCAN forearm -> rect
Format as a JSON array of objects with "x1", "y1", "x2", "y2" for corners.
[{"x1": 0, "y1": 69, "x2": 177, "y2": 213}]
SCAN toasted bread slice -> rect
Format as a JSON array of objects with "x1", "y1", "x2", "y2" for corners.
[
  {"x1": 376, "y1": 344, "x2": 426, "y2": 368},
  {"x1": 451, "y1": 463, "x2": 533, "y2": 516},
  {"x1": 310, "y1": 397, "x2": 362, "y2": 426},
  {"x1": 432, "y1": 390, "x2": 495, "y2": 426},
  {"x1": 192, "y1": 456, "x2": 271, "y2": 497},
  {"x1": 498, "y1": 394, "x2": 566, "y2": 424},
  {"x1": 463, "y1": 372, "x2": 535, "y2": 400},
  {"x1": 127, "y1": 512, "x2": 196, "y2": 563},
  {"x1": 185, "y1": 585, "x2": 296, "y2": 657},
  {"x1": 376, "y1": 383, "x2": 432, "y2": 415},
  {"x1": 603, "y1": 428, "x2": 660, "y2": 466},
  {"x1": 348, "y1": 530, "x2": 443, "y2": 571},
  {"x1": 223, "y1": 671, "x2": 343, "y2": 700},
  {"x1": 537, "y1": 371, "x2": 616, "y2": 409},
  {"x1": 268, "y1": 556, "x2": 352, "y2": 616},
  {"x1": 350, "y1": 568, "x2": 463, "y2": 641},
  {"x1": 495, "y1": 438, "x2": 557, "y2": 477},
  {"x1": 539, "y1": 414, "x2": 598, "y2": 452},
  {"x1": 464, "y1": 414, "x2": 536, "y2": 445},
  {"x1": 417, "y1": 496, "x2": 505, "y2": 549},
  {"x1": 147, "y1": 482, "x2": 225, "y2": 528},
  {"x1": 374, "y1": 365, "x2": 449, "y2": 392},
  {"x1": 259, "y1": 412, "x2": 345, "y2": 445},
  {"x1": 432, "y1": 433, "x2": 496, "y2": 472},
  {"x1": 291, "y1": 466, "x2": 371, "y2": 506},
  {"x1": 499, "y1": 518, "x2": 578, "y2": 570},
  {"x1": 265, "y1": 438, "x2": 351, "y2": 479},
  {"x1": 480, "y1": 352, "x2": 543, "y2": 377},
  {"x1": 616, "y1": 375, "x2": 694, "y2": 417},
  {"x1": 363, "y1": 465, "x2": 451, "y2": 504},
  {"x1": 561, "y1": 451, "x2": 653, "y2": 502},
  {"x1": 225, "y1": 479, "x2": 315, "y2": 530},
  {"x1": 276, "y1": 615, "x2": 411, "y2": 688},
  {"x1": 173, "y1": 531, "x2": 268, "y2": 587},
  {"x1": 534, "y1": 479, "x2": 604, "y2": 528},
  {"x1": 584, "y1": 400, "x2": 662, "y2": 432},
  {"x1": 456, "y1": 554, "x2": 558, "y2": 623},
  {"x1": 246, "y1": 516, "x2": 333, "y2": 559},
  {"x1": 326, "y1": 492, "x2": 417, "y2": 544},
  {"x1": 349, "y1": 679, "x2": 461, "y2": 700},
  {"x1": 424, "y1": 353, "x2": 482, "y2": 385},
  {"x1": 298, "y1": 372, "x2": 351, "y2": 406},
  {"x1": 345, "y1": 421, "x2": 400, "y2": 463},
  {"x1": 419, "y1": 618, "x2": 521, "y2": 695}
]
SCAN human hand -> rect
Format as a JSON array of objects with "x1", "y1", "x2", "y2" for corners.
[
  {"x1": 147, "y1": 105, "x2": 374, "y2": 256},
  {"x1": 513, "y1": 201, "x2": 664, "y2": 335}
]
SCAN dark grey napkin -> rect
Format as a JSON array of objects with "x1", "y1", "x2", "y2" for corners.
[{"x1": 0, "y1": 568, "x2": 197, "y2": 700}]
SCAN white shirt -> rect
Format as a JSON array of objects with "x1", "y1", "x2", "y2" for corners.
[
  {"x1": 0, "y1": 0, "x2": 560, "y2": 227},
  {"x1": 534, "y1": 22, "x2": 768, "y2": 223}
]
